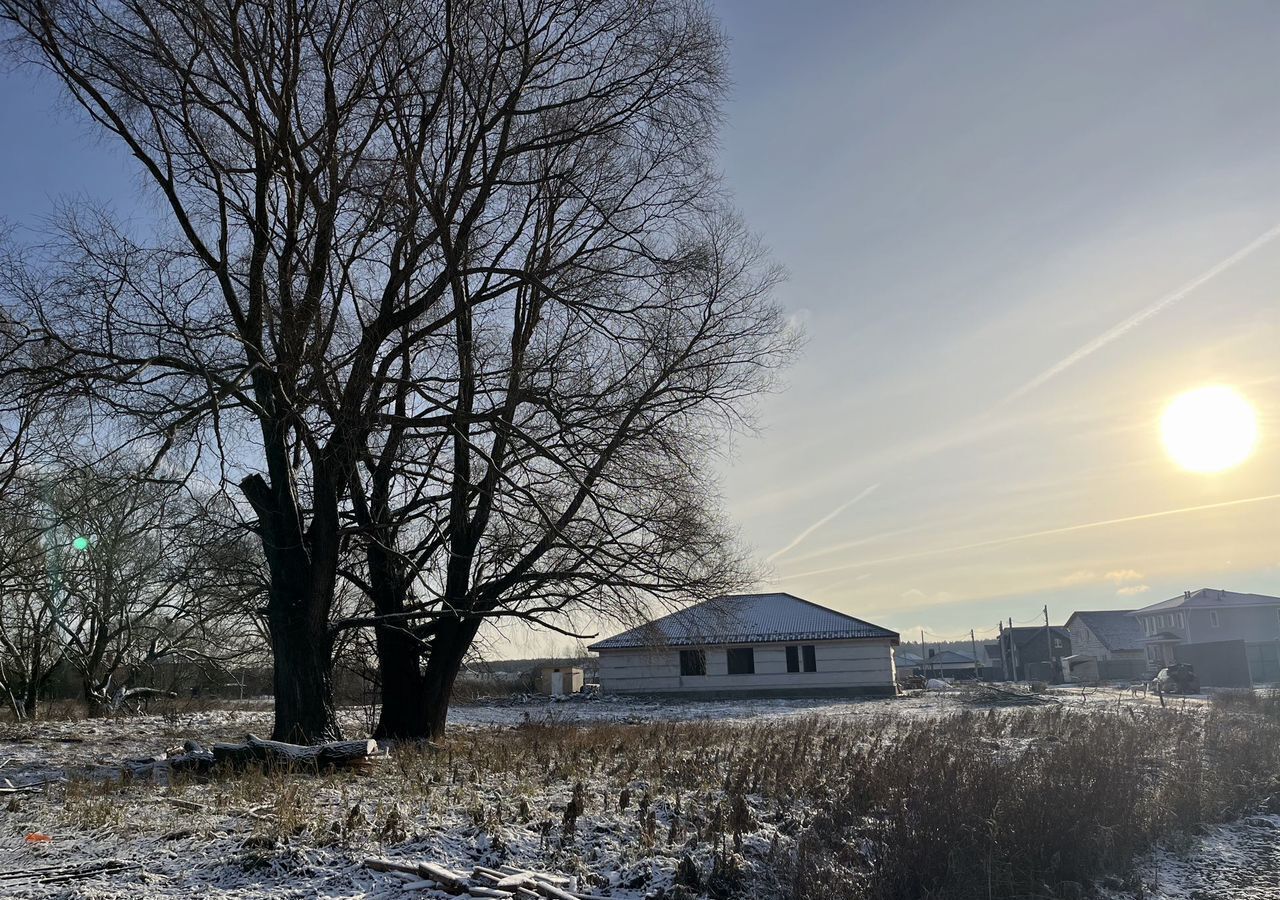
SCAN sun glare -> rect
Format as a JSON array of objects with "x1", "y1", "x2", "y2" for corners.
[{"x1": 1160, "y1": 386, "x2": 1258, "y2": 473}]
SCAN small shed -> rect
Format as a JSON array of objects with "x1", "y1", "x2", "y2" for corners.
[{"x1": 533, "y1": 666, "x2": 584, "y2": 696}]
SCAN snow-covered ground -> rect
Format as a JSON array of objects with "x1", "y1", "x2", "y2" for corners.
[
  {"x1": 1107, "y1": 813, "x2": 1280, "y2": 900},
  {"x1": 446, "y1": 689, "x2": 951, "y2": 728},
  {"x1": 0, "y1": 690, "x2": 1267, "y2": 899}
]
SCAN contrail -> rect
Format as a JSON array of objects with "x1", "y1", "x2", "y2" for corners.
[
  {"x1": 767, "y1": 484, "x2": 879, "y2": 563},
  {"x1": 1003, "y1": 221, "x2": 1280, "y2": 405},
  {"x1": 782, "y1": 492, "x2": 1280, "y2": 580}
]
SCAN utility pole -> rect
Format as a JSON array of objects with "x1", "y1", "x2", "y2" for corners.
[
  {"x1": 920, "y1": 628, "x2": 927, "y2": 680},
  {"x1": 1009, "y1": 617, "x2": 1020, "y2": 681},
  {"x1": 998, "y1": 622, "x2": 1009, "y2": 681},
  {"x1": 1043, "y1": 605, "x2": 1053, "y2": 683},
  {"x1": 970, "y1": 628, "x2": 980, "y2": 681}
]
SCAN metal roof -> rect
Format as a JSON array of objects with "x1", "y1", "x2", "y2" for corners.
[
  {"x1": 1002, "y1": 626, "x2": 1071, "y2": 646},
  {"x1": 1133, "y1": 588, "x2": 1280, "y2": 614},
  {"x1": 924, "y1": 650, "x2": 978, "y2": 665},
  {"x1": 1065, "y1": 610, "x2": 1145, "y2": 653},
  {"x1": 588, "y1": 593, "x2": 899, "y2": 651}
]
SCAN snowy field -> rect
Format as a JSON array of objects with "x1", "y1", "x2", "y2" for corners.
[{"x1": 0, "y1": 690, "x2": 1271, "y2": 899}]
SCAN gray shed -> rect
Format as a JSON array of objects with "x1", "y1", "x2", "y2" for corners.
[{"x1": 533, "y1": 666, "x2": 584, "y2": 696}]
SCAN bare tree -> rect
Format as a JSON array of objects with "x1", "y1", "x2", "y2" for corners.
[
  {"x1": 344, "y1": 215, "x2": 791, "y2": 738},
  {"x1": 0, "y1": 345, "x2": 63, "y2": 719},
  {"x1": 0, "y1": 0, "x2": 793, "y2": 741},
  {"x1": 0, "y1": 481, "x2": 64, "y2": 718},
  {"x1": 36, "y1": 461, "x2": 252, "y2": 712}
]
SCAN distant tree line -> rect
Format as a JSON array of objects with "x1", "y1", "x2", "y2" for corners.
[{"x1": 0, "y1": 0, "x2": 794, "y2": 741}]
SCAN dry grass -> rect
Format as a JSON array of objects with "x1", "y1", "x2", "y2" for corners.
[
  {"x1": 19, "y1": 698, "x2": 1280, "y2": 898},
  {"x1": 402, "y1": 704, "x2": 1280, "y2": 898}
]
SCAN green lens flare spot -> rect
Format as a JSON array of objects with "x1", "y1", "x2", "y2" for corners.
[{"x1": 71, "y1": 536, "x2": 90, "y2": 551}]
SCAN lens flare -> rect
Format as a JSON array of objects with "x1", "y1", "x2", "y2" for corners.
[{"x1": 1160, "y1": 386, "x2": 1258, "y2": 473}]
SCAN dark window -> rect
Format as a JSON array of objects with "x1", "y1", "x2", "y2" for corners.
[
  {"x1": 802, "y1": 645, "x2": 817, "y2": 672},
  {"x1": 785, "y1": 645, "x2": 800, "y2": 672},
  {"x1": 727, "y1": 647, "x2": 755, "y2": 675},
  {"x1": 679, "y1": 649, "x2": 706, "y2": 676}
]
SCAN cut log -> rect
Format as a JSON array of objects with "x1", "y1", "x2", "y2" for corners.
[
  {"x1": 363, "y1": 857, "x2": 467, "y2": 892},
  {"x1": 418, "y1": 862, "x2": 469, "y2": 891},
  {"x1": 498, "y1": 867, "x2": 572, "y2": 887},
  {"x1": 210, "y1": 735, "x2": 378, "y2": 770},
  {"x1": 531, "y1": 881, "x2": 581, "y2": 900},
  {"x1": 168, "y1": 750, "x2": 216, "y2": 774},
  {"x1": 363, "y1": 857, "x2": 422, "y2": 876},
  {"x1": 493, "y1": 873, "x2": 535, "y2": 889}
]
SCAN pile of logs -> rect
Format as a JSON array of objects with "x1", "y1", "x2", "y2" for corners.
[
  {"x1": 961, "y1": 684, "x2": 1059, "y2": 707},
  {"x1": 363, "y1": 858, "x2": 613, "y2": 900}
]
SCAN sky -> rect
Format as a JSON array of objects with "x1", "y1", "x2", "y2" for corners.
[
  {"x1": 2, "y1": 1, "x2": 1280, "y2": 655},
  {"x1": 711, "y1": 0, "x2": 1280, "y2": 647}
]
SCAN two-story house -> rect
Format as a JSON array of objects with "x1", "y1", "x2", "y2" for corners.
[
  {"x1": 1131, "y1": 589, "x2": 1280, "y2": 683},
  {"x1": 997, "y1": 626, "x2": 1071, "y2": 681},
  {"x1": 1062, "y1": 610, "x2": 1146, "y2": 681}
]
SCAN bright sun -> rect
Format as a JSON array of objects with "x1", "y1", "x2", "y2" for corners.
[{"x1": 1160, "y1": 386, "x2": 1258, "y2": 473}]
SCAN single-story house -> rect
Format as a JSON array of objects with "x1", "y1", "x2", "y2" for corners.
[
  {"x1": 589, "y1": 592, "x2": 900, "y2": 697},
  {"x1": 921, "y1": 649, "x2": 980, "y2": 679},
  {"x1": 893, "y1": 649, "x2": 924, "y2": 671}
]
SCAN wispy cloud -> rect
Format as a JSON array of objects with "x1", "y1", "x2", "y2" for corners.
[
  {"x1": 1117, "y1": 584, "x2": 1151, "y2": 597},
  {"x1": 1002, "y1": 221, "x2": 1280, "y2": 405},
  {"x1": 766, "y1": 484, "x2": 879, "y2": 563},
  {"x1": 1060, "y1": 570, "x2": 1097, "y2": 585},
  {"x1": 1105, "y1": 569, "x2": 1144, "y2": 584},
  {"x1": 781, "y1": 492, "x2": 1280, "y2": 580}
]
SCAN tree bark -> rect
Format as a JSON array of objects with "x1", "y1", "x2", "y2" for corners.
[
  {"x1": 241, "y1": 465, "x2": 343, "y2": 744},
  {"x1": 372, "y1": 623, "x2": 429, "y2": 739},
  {"x1": 418, "y1": 618, "x2": 482, "y2": 741},
  {"x1": 267, "y1": 605, "x2": 341, "y2": 743}
]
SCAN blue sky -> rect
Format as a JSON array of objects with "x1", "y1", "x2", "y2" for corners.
[
  {"x1": 4, "y1": 1, "x2": 1280, "y2": 652},
  {"x1": 709, "y1": 0, "x2": 1280, "y2": 645}
]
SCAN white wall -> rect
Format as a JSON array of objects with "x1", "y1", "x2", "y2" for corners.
[{"x1": 596, "y1": 639, "x2": 896, "y2": 694}]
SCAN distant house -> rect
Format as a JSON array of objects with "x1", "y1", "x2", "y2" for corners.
[
  {"x1": 1132, "y1": 589, "x2": 1280, "y2": 684},
  {"x1": 893, "y1": 649, "x2": 924, "y2": 672},
  {"x1": 1062, "y1": 610, "x2": 1147, "y2": 682},
  {"x1": 996, "y1": 626, "x2": 1071, "y2": 682},
  {"x1": 589, "y1": 592, "x2": 899, "y2": 697},
  {"x1": 921, "y1": 649, "x2": 979, "y2": 679},
  {"x1": 1065, "y1": 610, "x2": 1146, "y2": 660}
]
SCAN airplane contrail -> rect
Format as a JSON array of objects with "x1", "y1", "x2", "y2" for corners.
[
  {"x1": 766, "y1": 483, "x2": 879, "y2": 563},
  {"x1": 782, "y1": 492, "x2": 1280, "y2": 580},
  {"x1": 1002, "y1": 221, "x2": 1280, "y2": 405}
]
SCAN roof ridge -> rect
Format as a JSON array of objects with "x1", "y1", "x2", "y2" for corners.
[{"x1": 588, "y1": 593, "x2": 899, "y2": 651}]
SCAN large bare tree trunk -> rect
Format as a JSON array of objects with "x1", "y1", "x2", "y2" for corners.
[
  {"x1": 266, "y1": 605, "x2": 340, "y2": 743},
  {"x1": 243, "y1": 467, "x2": 342, "y2": 744},
  {"x1": 418, "y1": 619, "x2": 481, "y2": 741},
  {"x1": 372, "y1": 626, "x2": 429, "y2": 739}
]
